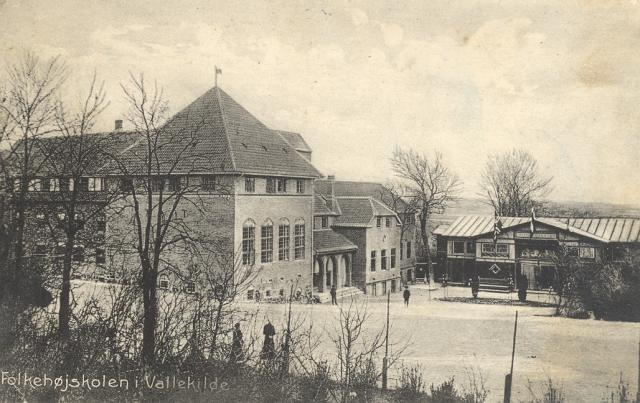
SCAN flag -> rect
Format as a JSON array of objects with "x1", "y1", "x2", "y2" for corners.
[
  {"x1": 530, "y1": 208, "x2": 536, "y2": 235},
  {"x1": 493, "y1": 211, "x2": 503, "y2": 243},
  {"x1": 215, "y1": 66, "x2": 222, "y2": 75}
]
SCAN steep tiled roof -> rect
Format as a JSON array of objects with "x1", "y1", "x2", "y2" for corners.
[
  {"x1": 314, "y1": 194, "x2": 339, "y2": 216},
  {"x1": 315, "y1": 179, "x2": 414, "y2": 212},
  {"x1": 276, "y1": 130, "x2": 312, "y2": 153},
  {"x1": 314, "y1": 229, "x2": 358, "y2": 254},
  {"x1": 115, "y1": 87, "x2": 321, "y2": 177},
  {"x1": 438, "y1": 215, "x2": 640, "y2": 244},
  {"x1": 333, "y1": 197, "x2": 399, "y2": 227}
]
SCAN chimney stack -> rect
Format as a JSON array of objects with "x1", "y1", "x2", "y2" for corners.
[
  {"x1": 327, "y1": 175, "x2": 336, "y2": 209},
  {"x1": 114, "y1": 119, "x2": 123, "y2": 131}
]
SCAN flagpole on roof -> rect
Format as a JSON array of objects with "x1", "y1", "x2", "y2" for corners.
[{"x1": 214, "y1": 66, "x2": 222, "y2": 87}]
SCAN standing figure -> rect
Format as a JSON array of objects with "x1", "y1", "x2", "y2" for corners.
[
  {"x1": 261, "y1": 319, "x2": 276, "y2": 360},
  {"x1": 471, "y1": 276, "x2": 480, "y2": 299},
  {"x1": 330, "y1": 285, "x2": 337, "y2": 305},
  {"x1": 403, "y1": 286, "x2": 410, "y2": 306},
  {"x1": 230, "y1": 322, "x2": 244, "y2": 363}
]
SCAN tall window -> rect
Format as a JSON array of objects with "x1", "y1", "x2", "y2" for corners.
[
  {"x1": 294, "y1": 220, "x2": 305, "y2": 259},
  {"x1": 376, "y1": 217, "x2": 382, "y2": 228},
  {"x1": 277, "y1": 178, "x2": 287, "y2": 193},
  {"x1": 278, "y1": 219, "x2": 290, "y2": 261},
  {"x1": 296, "y1": 179, "x2": 305, "y2": 194},
  {"x1": 245, "y1": 177, "x2": 255, "y2": 192},
  {"x1": 261, "y1": 220, "x2": 274, "y2": 263},
  {"x1": 400, "y1": 241, "x2": 404, "y2": 259},
  {"x1": 88, "y1": 177, "x2": 103, "y2": 191},
  {"x1": 242, "y1": 220, "x2": 255, "y2": 265},
  {"x1": 151, "y1": 177, "x2": 164, "y2": 192},
  {"x1": 370, "y1": 251, "x2": 376, "y2": 271},
  {"x1": 385, "y1": 217, "x2": 391, "y2": 227},
  {"x1": 391, "y1": 248, "x2": 396, "y2": 268},
  {"x1": 168, "y1": 177, "x2": 181, "y2": 192},
  {"x1": 202, "y1": 175, "x2": 217, "y2": 191},
  {"x1": 77, "y1": 177, "x2": 89, "y2": 192},
  {"x1": 321, "y1": 216, "x2": 329, "y2": 228},
  {"x1": 381, "y1": 249, "x2": 387, "y2": 270},
  {"x1": 266, "y1": 178, "x2": 276, "y2": 193},
  {"x1": 406, "y1": 241, "x2": 412, "y2": 259}
]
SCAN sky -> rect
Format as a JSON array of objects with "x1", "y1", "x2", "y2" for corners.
[{"x1": 1, "y1": 0, "x2": 639, "y2": 205}]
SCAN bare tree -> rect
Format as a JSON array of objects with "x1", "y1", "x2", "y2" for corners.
[
  {"x1": 480, "y1": 149, "x2": 553, "y2": 217},
  {"x1": 0, "y1": 53, "x2": 67, "y2": 343},
  {"x1": 111, "y1": 73, "x2": 230, "y2": 367},
  {"x1": 35, "y1": 73, "x2": 118, "y2": 339},
  {"x1": 391, "y1": 147, "x2": 461, "y2": 283}
]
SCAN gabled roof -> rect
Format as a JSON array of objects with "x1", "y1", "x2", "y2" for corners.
[
  {"x1": 314, "y1": 194, "x2": 340, "y2": 216},
  {"x1": 315, "y1": 179, "x2": 415, "y2": 213},
  {"x1": 276, "y1": 130, "x2": 312, "y2": 154},
  {"x1": 313, "y1": 229, "x2": 358, "y2": 254},
  {"x1": 115, "y1": 87, "x2": 321, "y2": 177},
  {"x1": 438, "y1": 215, "x2": 640, "y2": 244},
  {"x1": 333, "y1": 196, "x2": 399, "y2": 227}
]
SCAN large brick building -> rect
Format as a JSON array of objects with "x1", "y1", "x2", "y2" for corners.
[{"x1": 10, "y1": 84, "x2": 415, "y2": 301}]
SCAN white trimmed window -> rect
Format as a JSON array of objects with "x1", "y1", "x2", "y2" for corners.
[
  {"x1": 88, "y1": 177, "x2": 103, "y2": 192},
  {"x1": 296, "y1": 179, "x2": 305, "y2": 194},
  {"x1": 294, "y1": 220, "x2": 305, "y2": 260},
  {"x1": 381, "y1": 249, "x2": 387, "y2": 270},
  {"x1": 184, "y1": 281, "x2": 196, "y2": 294},
  {"x1": 370, "y1": 251, "x2": 376, "y2": 271},
  {"x1": 391, "y1": 248, "x2": 396, "y2": 268},
  {"x1": 278, "y1": 219, "x2": 290, "y2": 261},
  {"x1": 261, "y1": 220, "x2": 274, "y2": 263},
  {"x1": 242, "y1": 220, "x2": 256, "y2": 265},
  {"x1": 277, "y1": 178, "x2": 287, "y2": 193}
]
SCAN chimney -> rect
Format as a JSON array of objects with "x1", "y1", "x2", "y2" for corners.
[
  {"x1": 114, "y1": 119, "x2": 123, "y2": 131},
  {"x1": 327, "y1": 175, "x2": 336, "y2": 209}
]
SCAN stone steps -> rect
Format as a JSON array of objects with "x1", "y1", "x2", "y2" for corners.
[{"x1": 317, "y1": 286, "x2": 364, "y2": 303}]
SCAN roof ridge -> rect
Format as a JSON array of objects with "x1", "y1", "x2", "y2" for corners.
[{"x1": 215, "y1": 87, "x2": 237, "y2": 172}]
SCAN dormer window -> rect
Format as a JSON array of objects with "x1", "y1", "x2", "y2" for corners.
[{"x1": 321, "y1": 216, "x2": 329, "y2": 228}]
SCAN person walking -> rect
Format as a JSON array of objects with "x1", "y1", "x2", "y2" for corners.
[
  {"x1": 230, "y1": 322, "x2": 244, "y2": 363},
  {"x1": 330, "y1": 285, "x2": 337, "y2": 305},
  {"x1": 403, "y1": 286, "x2": 410, "y2": 306},
  {"x1": 261, "y1": 319, "x2": 276, "y2": 360}
]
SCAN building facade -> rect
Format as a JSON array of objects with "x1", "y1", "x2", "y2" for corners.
[{"x1": 434, "y1": 215, "x2": 640, "y2": 290}]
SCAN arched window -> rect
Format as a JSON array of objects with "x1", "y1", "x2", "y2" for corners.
[
  {"x1": 294, "y1": 218, "x2": 305, "y2": 260},
  {"x1": 261, "y1": 219, "x2": 274, "y2": 263},
  {"x1": 278, "y1": 218, "x2": 290, "y2": 261},
  {"x1": 242, "y1": 220, "x2": 256, "y2": 265}
]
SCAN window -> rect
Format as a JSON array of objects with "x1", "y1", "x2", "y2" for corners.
[
  {"x1": 579, "y1": 247, "x2": 595, "y2": 259},
  {"x1": 466, "y1": 242, "x2": 476, "y2": 254},
  {"x1": 386, "y1": 217, "x2": 391, "y2": 227},
  {"x1": 266, "y1": 178, "x2": 276, "y2": 193},
  {"x1": 158, "y1": 276, "x2": 170, "y2": 290},
  {"x1": 376, "y1": 217, "x2": 382, "y2": 228},
  {"x1": 370, "y1": 251, "x2": 377, "y2": 271},
  {"x1": 35, "y1": 212, "x2": 46, "y2": 220},
  {"x1": 278, "y1": 220, "x2": 290, "y2": 261},
  {"x1": 96, "y1": 248, "x2": 106, "y2": 264},
  {"x1": 296, "y1": 179, "x2": 305, "y2": 194},
  {"x1": 381, "y1": 281, "x2": 387, "y2": 295},
  {"x1": 261, "y1": 220, "x2": 274, "y2": 263},
  {"x1": 453, "y1": 241, "x2": 465, "y2": 254},
  {"x1": 246, "y1": 289, "x2": 255, "y2": 300},
  {"x1": 50, "y1": 178, "x2": 60, "y2": 192},
  {"x1": 406, "y1": 241, "x2": 412, "y2": 259},
  {"x1": 202, "y1": 175, "x2": 217, "y2": 191},
  {"x1": 88, "y1": 177, "x2": 103, "y2": 192},
  {"x1": 400, "y1": 242, "x2": 404, "y2": 260},
  {"x1": 168, "y1": 177, "x2": 181, "y2": 192},
  {"x1": 481, "y1": 243, "x2": 509, "y2": 257},
  {"x1": 74, "y1": 213, "x2": 85, "y2": 230},
  {"x1": 77, "y1": 177, "x2": 89, "y2": 192},
  {"x1": 321, "y1": 216, "x2": 329, "y2": 229},
  {"x1": 121, "y1": 178, "x2": 134, "y2": 192},
  {"x1": 242, "y1": 221, "x2": 256, "y2": 265},
  {"x1": 72, "y1": 246, "x2": 85, "y2": 262},
  {"x1": 40, "y1": 178, "x2": 51, "y2": 192},
  {"x1": 391, "y1": 248, "x2": 396, "y2": 268},
  {"x1": 151, "y1": 177, "x2": 164, "y2": 192},
  {"x1": 28, "y1": 179, "x2": 40, "y2": 192},
  {"x1": 184, "y1": 281, "x2": 196, "y2": 294},
  {"x1": 294, "y1": 221, "x2": 305, "y2": 259},
  {"x1": 381, "y1": 249, "x2": 387, "y2": 270},
  {"x1": 277, "y1": 178, "x2": 287, "y2": 193},
  {"x1": 245, "y1": 177, "x2": 255, "y2": 192}
]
